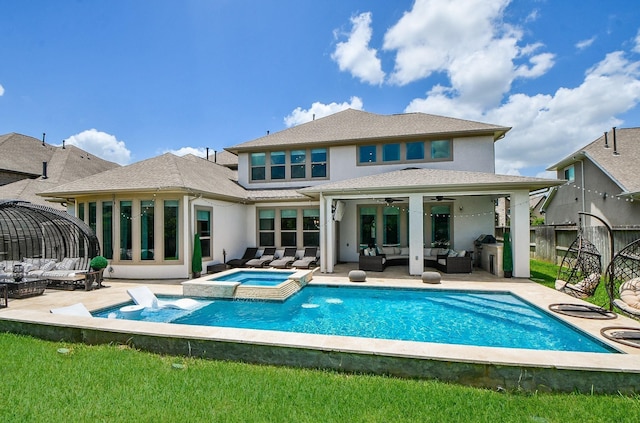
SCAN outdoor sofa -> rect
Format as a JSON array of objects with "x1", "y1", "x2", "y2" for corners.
[
  {"x1": 358, "y1": 247, "x2": 472, "y2": 273},
  {"x1": 0, "y1": 257, "x2": 95, "y2": 290}
]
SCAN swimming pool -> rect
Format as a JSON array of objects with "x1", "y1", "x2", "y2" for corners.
[
  {"x1": 94, "y1": 285, "x2": 617, "y2": 353},
  {"x1": 209, "y1": 270, "x2": 295, "y2": 286}
]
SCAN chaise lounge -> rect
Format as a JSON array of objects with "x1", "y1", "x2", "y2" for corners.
[
  {"x1": 269, "y1": 247, "x2": 298, "y2": 269},
  {"x1": 245, "y1": 247, "x2": 277, "y2": 268},
  {"x1": 291, "y1": 247, "x2": 318, "y2": 269},
  {"x1": 226, "y1": 247, "x2": 259, "y2": 268}
]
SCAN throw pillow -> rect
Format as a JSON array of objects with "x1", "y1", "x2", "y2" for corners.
[{"x1": 41, "y1": 260, "x2": 58, "y2": 272}]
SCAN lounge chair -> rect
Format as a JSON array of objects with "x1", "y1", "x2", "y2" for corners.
[
  {"x1": 245, "y1": 247, "x2": 277, "y2": 268},
  {"x1": 226, "y1": 247, "x2": 259, "y2": 268},
  {"x1": 127, "y1": 286, "x2": 201, "y2": 310},
  {"x1": 50, "y1": 302, "x2": 92, "y2": 317},
  {"x1": 269, "y1": 247, "x2": 298, "y2": 269},
  {"x1": 291, "y1": 247, "x2": 318, "y2": 269}
]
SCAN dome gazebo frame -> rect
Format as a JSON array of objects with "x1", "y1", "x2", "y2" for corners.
[{"x1": 0, "y1": 200, "x2": 100, "y2": 265}]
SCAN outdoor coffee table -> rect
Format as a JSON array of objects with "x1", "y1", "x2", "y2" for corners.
[{"x1": 0, "y1": 276, "x2": 48, "y2": 299}]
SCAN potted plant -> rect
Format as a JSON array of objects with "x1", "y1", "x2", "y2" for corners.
[
  {"x1": 89, "y1": 255, "x2": 108, "y2": 271},
  {"x1": 503, "y1": 232, "x2": 513, "y2": 278}
]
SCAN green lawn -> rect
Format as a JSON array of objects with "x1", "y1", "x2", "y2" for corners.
[{"x1": 1, "y1": 259, "x2": 637, "y2": 422}]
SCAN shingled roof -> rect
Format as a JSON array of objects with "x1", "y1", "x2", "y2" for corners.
[
  {"x1": 299, "y1": 167, "x2": 562, "y2": 197},
  {"x1": 547, "y1": 127, "x2": 640, "y2": 195},
  {"x1": 39, "y1": 153, "x2": 247, "y2": 202},
  {"x1": 0, "y1": 133, "x2": 120, "y2": 208},
  {"x1": 227, "y1": 109, "x2": 510, "y2": 153}
]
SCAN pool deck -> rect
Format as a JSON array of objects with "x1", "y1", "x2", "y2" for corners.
[{"x1": 1, "y1": 264, "x2": 640, "y2": 394}]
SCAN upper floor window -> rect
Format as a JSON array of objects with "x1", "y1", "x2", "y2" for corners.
[
  {"x1": 250, "y1": 148, "x2": 328, "y2": 182},
  {"x1": 383, "y1": 144, "x2": 400, "y2": 162},
  {"x1": 358, "y1": 139, "x2": 452, "y2": 165},
  {"x1": 359, "y1": 145, "x2": 377, "y2": 163},
  {"x1": 251, "y1": 153, "x2": 266, "y2": 181},
  {"x1": 564, "y1": 166, "x2": 575, "y2": 181}
]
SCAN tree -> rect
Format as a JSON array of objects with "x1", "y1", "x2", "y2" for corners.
[{"x1": 192, "y1": 233, "x2": 203, "y2": 278}]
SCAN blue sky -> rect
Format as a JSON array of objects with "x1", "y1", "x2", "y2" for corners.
[{"x1": 2, "y1": 0, "x2": 640, "y2": 177}]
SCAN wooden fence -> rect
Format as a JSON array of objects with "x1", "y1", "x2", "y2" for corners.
[{"x1": 530, "y1": 225, "x2": 640, "y2": 270}]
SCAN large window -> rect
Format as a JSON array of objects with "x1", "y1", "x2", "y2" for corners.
[
  {"x1": 251, "y1": 153, "x2": 266, "y2": 181},
  {"x1": 119, "y1": 201, "x2": 132, "y2": 260},
  {"x1": 302, "y1": 209, "x2": 320, "y2": 246},
  {"x1": 250, "y1": 149, "x2": 327, "y2": 181},
  {"x1": 431, "y1": 140, "x2": 451, "y2": 159},
  {"x1": 196, "y1": 209, "x2": 211, "y2": 258},
  {"x1": 290, "y1": 150, "x2": 306, "y2": 179},
  {"x1": 383, "y1": 207, "x2": 400, "y2": 245},
  {"x1": 257, "y1": 208, "x2": 320, "y2": 247},
  {"x1": 102, "y1": 201, "x2": 113, "y2": 260},
  {"x1": 270, "y1": 151, "x2": 286, "y2": 180},
  {"x1": 431, "y1": 205, "x2": 451, "y2": 248},
  {"x1": 258, "y1": 209, "x2": 275, "y2": 246},
  {"x1": 164, "y1": 200, "x2": 179, "y2": 260},
  {"x1": 280, "y1": 209, "x2": 297, "y2": 246},
  {"x1": 88, "y1": 202, "x2": 97, "y2": 234},
  {"x1": 359, "y1": 207, "x2": 377, "y2": 249},
  {"x1": 140, "y1": 200, "x2": 155, "y2": 260},
  {"x1": 358, "y1": 140, "x2": 452, "y2": 165}
]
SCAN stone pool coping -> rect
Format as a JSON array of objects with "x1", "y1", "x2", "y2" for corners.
[{"x1": 1, "y1": 275, "x2": 640, "y2": 394}]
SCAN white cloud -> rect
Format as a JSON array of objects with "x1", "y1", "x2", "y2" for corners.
[
  {"x1": 576, "y1": 36, "x2": 596, "y2": 50},
  {"x1": 64, "y1": 129, "x2": 131, "y2": 165},
  {"x1": 284, "y1": 96, "x2": 364, "y2": 127},
  {"x1": 380, "y1": 0, "x2": 554, "y2": 109},
  {"x1": 0, "y1": 83, "x2": 4, "y2": 96},
  {"x1": 331, "y1": 12, "x2": 385, "y2": 85},
  {"x1": 406, "y1": 51, "x2": 640, "y2": 175},
  {"x1": 165, "y1": 146, "x2": 207, "y2": 158}
]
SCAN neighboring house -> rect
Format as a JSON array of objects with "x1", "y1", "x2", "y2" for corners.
[
  {"x1": 544, "y1": 127, "x2": 640, "y2": 228},
  {"x1": 40, "y1": 109, "x2": 562, "y2": 279},
  {"x1": 0, "y1": 132, "x2": 120, "y2": 209}
]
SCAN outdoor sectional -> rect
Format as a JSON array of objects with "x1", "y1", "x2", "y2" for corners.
[
  {"x1": 359, "y1": 247, "x2": 472, "y2": 273},
  {"x1": 0, "y1": 257, "x2": 93, "y2": 289}
]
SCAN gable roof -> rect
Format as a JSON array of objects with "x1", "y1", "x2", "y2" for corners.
[
  {"x1": 0, "y1": 133, "x2": 121, "y2": 209},
  {"x1": 547, "y1": 127, "x2": 640, "y2": 196},
  {"x1": 227, "y1": 109, "x2": 510, "y2": 153},
  {"x1": 38, "y1": 153, "x2": 247, "y2": 202},
  {"x1": 299, "y1": 167, "x2": 562, "y2": 197}
]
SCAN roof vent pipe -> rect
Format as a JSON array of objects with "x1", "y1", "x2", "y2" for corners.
[
  {"x1": 42, "y1": 132, "x2": 46, "y2": 146},
  {"x1": 604, "y1": 131, "x2": 609, "y2": 148},
  {"x1": 214, "y1": 150, "x2": 217, "y2": 163},
  {"x1": 206, "y1": 147, "x2": 209, "y2": 161},
  {"x1": 62, "y1": 139, "x2": 66, "y2": 149},
  {"x1": 42, "y1": 161, "x2": 48, "y2": 179},
  {"x1": 613, "y1": 127, "x2": 620, "y2": 156}
]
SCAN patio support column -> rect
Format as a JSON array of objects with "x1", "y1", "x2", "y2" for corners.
[
  {"x1": 320, "y1": 194, "x2": 334, "y2": 273},
  {"x1": 510, "y1": 189, "x2": 530, "y2": 278},
  {"x1": 408, "y1": 194, "x2": 424, "y2": 276}
]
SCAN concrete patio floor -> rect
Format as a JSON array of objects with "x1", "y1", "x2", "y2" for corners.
[{"x1": 1, "y1": 263, "x2": 640, "y2": 394}]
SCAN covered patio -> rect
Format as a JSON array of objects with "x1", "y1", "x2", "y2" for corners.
[{"x1": 300, "y1": 168, "x2": 563, "y2": 276}]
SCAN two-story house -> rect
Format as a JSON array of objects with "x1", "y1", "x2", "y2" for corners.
[
  {"x1": 544, "y1": 127, "x2": 640, "y2": 227},
  {"x1": 40, "y1": 109, "x2": 561, "y2": 279}
]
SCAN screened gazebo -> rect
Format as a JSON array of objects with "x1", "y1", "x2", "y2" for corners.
[{"x1": 0, "y1": 200, "x2": 100, "y2": 263}]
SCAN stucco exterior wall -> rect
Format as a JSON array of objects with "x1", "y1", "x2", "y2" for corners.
[
  {"x1": 546, "y1": 159, "x2": 640, "y2": 227},
  {"x1": 236, "y1": 135, "x2": 497, "y2": 190}
]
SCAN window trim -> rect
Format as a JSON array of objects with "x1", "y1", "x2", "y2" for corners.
[
  {"x1": 357, "y1": 139, "x2": 453, "y2": 166},
  {"x1": 249, "y1": 148, "x2": 329, "y2": 182}
]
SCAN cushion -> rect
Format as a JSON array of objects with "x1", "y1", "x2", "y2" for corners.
[
  {"x1": 382, "y1": 247, "x2": 394, "y2": 255},
  {"x1": 375, "y1": 246, "x2": 383, "y2": 256},
  {"x1": 458, "y1": 250, "x2": 466, "y2": 257},
  {"x1": 448, "y1": 249, "x2": 458, "y2": 257},
  {"x1": 423, "y1": 248, "x2": 432, "y2": 257},
  {"x1": 41, "y1": 260, "x2": 58, "y2": 272},
  {"x1": 573, "y1": 273, "x2": 600, "y2": 292},
  {"x1": 23, "y1": 257, "x2": 42, "y2": 268},
  {"x1": 56, "y1": 257, "x2": 80, "y2": 271},
  {"x1": 400, "y1": 247, "x2": 409, "y2": 256},
  {"x1": 21, "y1": 263, "x2": 35, "y2": 273},
  {"x1": 555, "y1": 279, "x2": 568, "y2": 290},
  {"x1": 619, "y1": 277, "x2": 640, "y2": 309}
]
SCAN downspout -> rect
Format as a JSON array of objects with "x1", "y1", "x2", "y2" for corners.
[{"x1": 579, "y1": 158, "x2": 585, "y2": 215}]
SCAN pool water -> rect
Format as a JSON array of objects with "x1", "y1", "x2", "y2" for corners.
[
  {"x1": 209, "y1": 270, "x2": 294, "y2": 286},
  {"x1": 94, "y1": 286, "x2": 618, "y2": 353}
]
